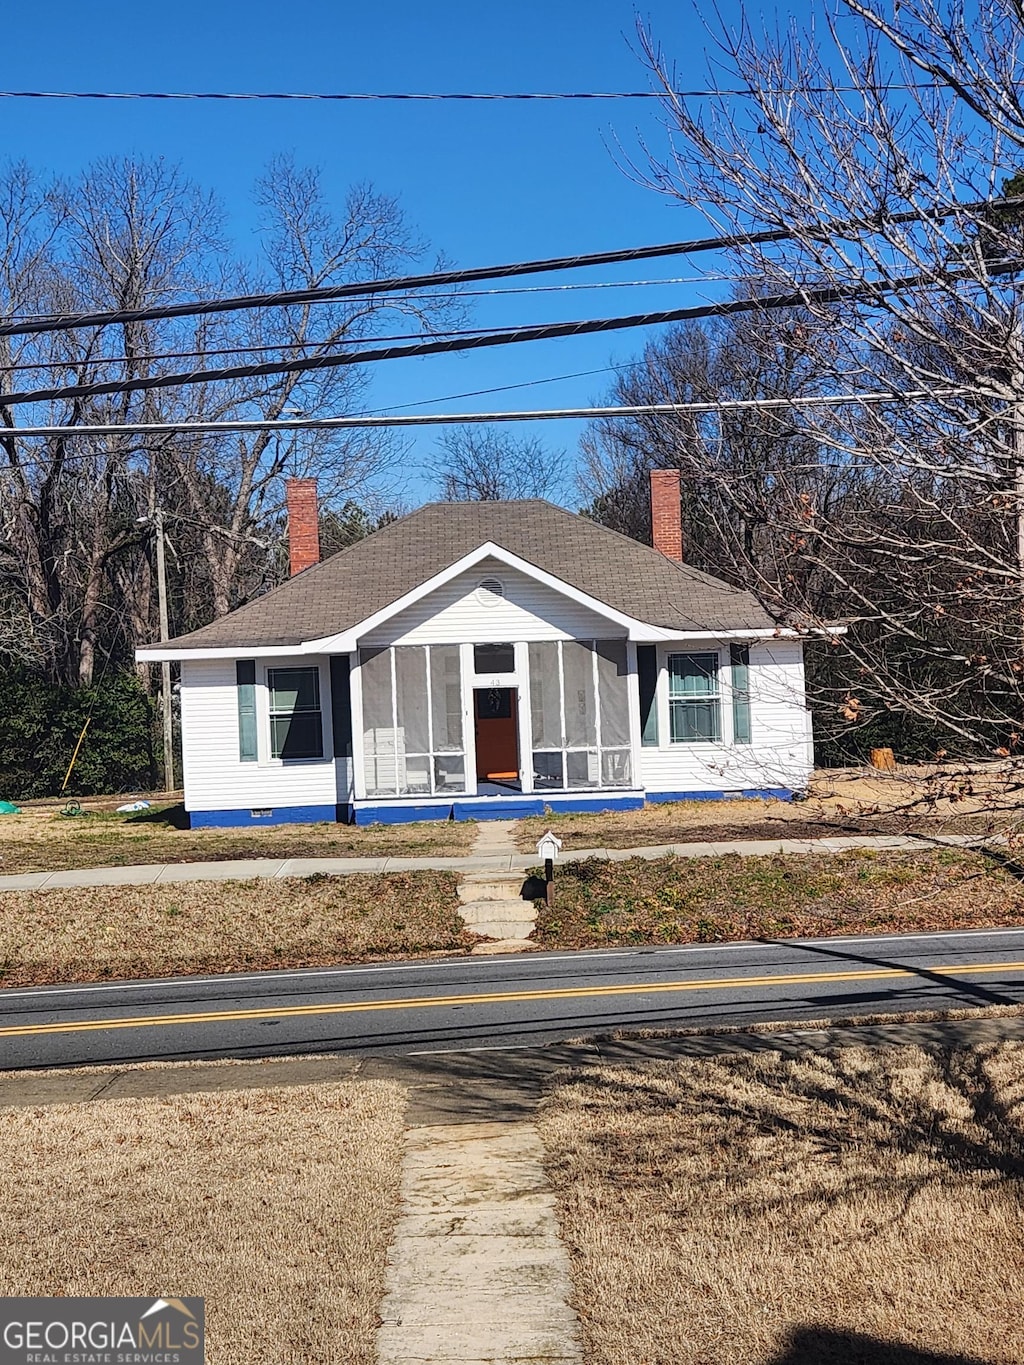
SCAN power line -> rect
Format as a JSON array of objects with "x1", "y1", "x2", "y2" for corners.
[
  {"x1": 0, "y1": 195, "x2": 1017, "y2": 341},
  {"x1": 0, "y1": 389, "x2": 978, "y2": 445},
  {"x1": 0, "y1": 261, "x2": 1018, "y2": 410},
  {"x1": 0, "y1": 279, "x2": 737, "y2": 374},
  {"x1": 0, "y1": 320, "x2": 564, "y2": 373},
  {"x1": 0, "y1": 84, "x2": 956, "y2": 101}
]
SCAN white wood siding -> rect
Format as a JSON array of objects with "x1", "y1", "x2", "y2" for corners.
[
  {"x1": 362, "y1": 557, "x2": 622, "y2": 647},
  {"x1": 638, "y1": 638, "x2": 812, "y2": 793},
  {"x1": 180, "y1": 656, "x2": 339, "y2": 812}
]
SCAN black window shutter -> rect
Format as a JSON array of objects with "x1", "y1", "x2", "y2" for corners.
[{"x1": 330, "y1": 656, "x2": 353, "y2": 759}]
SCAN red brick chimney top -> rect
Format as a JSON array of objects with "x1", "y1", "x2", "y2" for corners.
[
  {"x1": 286, "y1": 477, "x2": 320, "y2": 576},
  {"x1": 650, "y1": 468, "x2": 683, "y2": 562}
]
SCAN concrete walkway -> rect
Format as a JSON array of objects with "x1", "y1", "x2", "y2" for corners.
[
  {"x1": 458, "y1": 821, "x2": 538, "y2": 944},
  {"x1": 0, "y1": 830, "x2": 1000, "y2": 893},
  {"x1": 376, "y1": 1121, "x2": 582, "y2": 1365}
]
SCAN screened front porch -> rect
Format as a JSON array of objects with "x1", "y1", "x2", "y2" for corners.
[{"x1": 353, "y1": 638, "x2": 637, "y2": 805}]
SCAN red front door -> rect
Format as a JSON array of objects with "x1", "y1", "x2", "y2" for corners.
[{"x1": 474, "y1": 688, "x2": 519, "y2": 781}]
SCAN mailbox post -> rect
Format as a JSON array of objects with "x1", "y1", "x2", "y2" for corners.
[{"x1": 536, "y1": 830, "x2": 563, "y2": 906}]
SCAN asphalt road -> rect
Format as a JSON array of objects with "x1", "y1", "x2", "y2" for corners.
[{"x1": 4, "y1": 927, "x2": 1024, "y2": 1071}]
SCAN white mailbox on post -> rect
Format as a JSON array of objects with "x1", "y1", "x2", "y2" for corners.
[
  {"x1": 536, "y1": 831, "x2": 563, "y2": 864},
  {"x1": 536, "y1": 830, "x2": 563, "y2": 907}
]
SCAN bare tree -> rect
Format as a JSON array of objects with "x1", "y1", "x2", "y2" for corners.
[
  {"x1": 624, "y1": 3, "x2": 1024, "y2": 763},
  {"x1": 428, "y1": 424, "x2": 569, "y2": 502},
  {"x1": 0, "y1": 155, "x2": 454, "y2": 686}
]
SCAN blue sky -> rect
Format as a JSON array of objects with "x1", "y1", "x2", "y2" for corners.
[{"x1": 1, "y1": 0, "x2": 753, "y2": 506}]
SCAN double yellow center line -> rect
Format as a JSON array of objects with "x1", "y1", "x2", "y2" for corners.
[{"x1": 2, "y1": 959, "x2": 1024, "y2": 1040}]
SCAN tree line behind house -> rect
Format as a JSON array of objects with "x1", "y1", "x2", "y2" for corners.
[{"x1": 7, "y1": 0, "x2": 1024, "y2": 800}]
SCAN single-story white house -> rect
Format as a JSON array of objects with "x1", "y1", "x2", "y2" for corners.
[{"x1": 137, "y1": 471, "x2": 817, "y2": 827}]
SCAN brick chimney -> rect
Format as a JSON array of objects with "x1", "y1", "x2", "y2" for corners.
[
  {"x1": 650, "y1": 468, "x2": 683, "y2": 562},
  {"x1": 286, "y1": 477, "x2": 320, "y2": 576}
]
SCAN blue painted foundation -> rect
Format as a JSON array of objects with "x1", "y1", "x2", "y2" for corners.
[
  {"x1": 189, "y1": 803, "x2": 338, "y2": 828},
  {"x1": 646, "y1": 788, "x2": 794, "y2": 804},
  {"x1": 453, "y1": 799, "x2": 545, "y2": 821},
  {"x1": 539, "y1": 793, "x2": 645, "y2": 815},
  {"x1": 191, "y1": 787, "x2": 794, "y2": 829},
  {"x1": 353, "y1": 802, "x2": 454, "y2": 826}
]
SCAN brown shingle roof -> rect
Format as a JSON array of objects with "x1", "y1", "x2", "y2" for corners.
[{"x1": 155, "y1": 500, "x2": 776, "y2": 651}]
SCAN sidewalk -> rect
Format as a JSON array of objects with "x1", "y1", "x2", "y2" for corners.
[{"x1": 0, "y1": 830, "x2": 997, "y2": 892}]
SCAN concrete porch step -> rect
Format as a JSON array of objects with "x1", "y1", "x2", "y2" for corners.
[
  {"x1": 457, "y1": 875, "x2": 528, "y2": 904},
  {"x1": 466, "y1": 918, "x2": 536, "y2": 941},
  {"x1": 459, "y1": 899, "x2": 537, "y2": 923}
]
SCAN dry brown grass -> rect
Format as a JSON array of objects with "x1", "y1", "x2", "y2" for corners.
[
  {"x1": 0, "y1": 1081, "x2": 405, "y2": 1364},
  {"x1": 535, "y1": 847, "x2": 1024, "y2": 948},
  {"x1": 0, "y1": 804, "x2": 474, "y2": 875},
  {"x1": 517, "y1": 765, "x2": 1024, "y2": 852},
  {"x1": 539, "y1": 1043, "x2": 1024, "y2": 1365},
  {"x1": 0, "y1": 871, "x2": 473, "y2": 987}
]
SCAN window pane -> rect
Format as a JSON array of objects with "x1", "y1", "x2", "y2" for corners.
[
  {"x1": 601, "y1": 749, "x2": 632, "y2": 787},
  {"x1": 271, "y1": 710, "x2": 323, "y2": 760},
  {"x1": 668, "y1": 653, "x2": 718, "y2": 699},
  {"x1": 529, "y1": 642, "x2": 562, "y2": 749},
  {"x1": 532, "y1": 751, "x2": 564, "y2": 789},
  {"x1": 395, "y1": 646, "x2": 429, "y2": 755},
  {"x1": 670, "y1": 699, "x2": 721, "y2": 743},
  {"x1": 562, "y1": 641, "x2": 596, "y2": 747},
  {"x1": 269, "y1": 667, "x2": 319, "y2": 713},
  {"x1": 474, "y1": 642, "x2": 515, "y2": 674},
  {"x1": 566, "y1": 749, "x2": 599, "y2": 788},
  {"x1": 731, "y1": 643, "x2": 752, "y2": 745},
  {"x1": 596, "y1": 640, "x2": 630, "y2": 748},
  {"x1": 429, "y1": 646, "x2": 463, "y2": 751},
  {"x1": 637, "y1": 645, "x2": 659, "y2": 747},
  {"x1": 434, "y1": 754, "x2": 466, "y2": 791},
  {"x1": 401, "y1": 754, "x2": 432, "y2": 796}
]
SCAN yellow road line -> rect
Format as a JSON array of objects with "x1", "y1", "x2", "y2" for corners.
[{"x1": 2, "y1": 960, "x2": 1023, "y2": 1041}]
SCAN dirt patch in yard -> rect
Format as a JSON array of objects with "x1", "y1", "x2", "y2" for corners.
[
  {"x1": 0, "y1": 804, "x2": 474, "y2": 875},
  {"x1": 534, "y1": 848, "x2": 1024, "y2": 948},
  {"x1": 0, "y1": 871, "x2": 473, "y2": 987},
  {"x1": 539, "y1": 1042, "x2": 1024, "y2": 1365},
  {"x1": 0, "y1": 1081, "x2": 405, "y2": 1365}
]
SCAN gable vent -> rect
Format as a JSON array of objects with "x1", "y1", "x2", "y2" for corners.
[{"x1": 476, "y1": 577, "x2": 505, "y2": 606}]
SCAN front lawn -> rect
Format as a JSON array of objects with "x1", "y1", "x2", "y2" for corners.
[
  {"x1": 0, "y1": 871, "x2": 472, "y2": 987},
  {"x1": 0, "y1": 1081, "x2": 405, "y2": 1365},
  {"x1": 540, "y1": 1042, "x2": 1024, "y2": 1364},
  {"x1": 534, "y1": 847, "x2": 1024, "y2": 947},
  {"x1": 0, "y1": 803, "x2": 475, "y2": 875}
]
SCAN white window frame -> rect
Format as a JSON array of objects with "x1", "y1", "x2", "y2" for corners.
[
  {"x1": 660, "y1": 647, "x2": 724, "y2": 748},
  {"x1": 258, "y1": 659, "x2": 332, "y2": 767}
]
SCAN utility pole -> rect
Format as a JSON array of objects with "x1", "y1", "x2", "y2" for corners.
[{"x1": 154, "y1": 508, "x2": 175, "y2": 793}]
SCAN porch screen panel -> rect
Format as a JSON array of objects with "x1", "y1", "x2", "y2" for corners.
[
  {"x1": 430, "y1": 646, "x2": 463, "y2": 750},
  {"x1": 360, "y1": 647, "x2": 398, "y2": 796},
  {"x1": 562, "y1": 640, "x2": 598, "y2": 787},
  {"x1": 596, "y1": 640, "x2": 632, "y2": 787},
  {"x1": 529, "y1": 641, "x2": 564, "y2": 789},
  {"x1": 395, "y1": 646, "x2": 430, "y2": 795},
  {"x1": 562, "y1": 641, "x2": 597, "y2": 747},
  {"x1": 429, "y1": 645, "x2": 465, "y2": 791}
]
